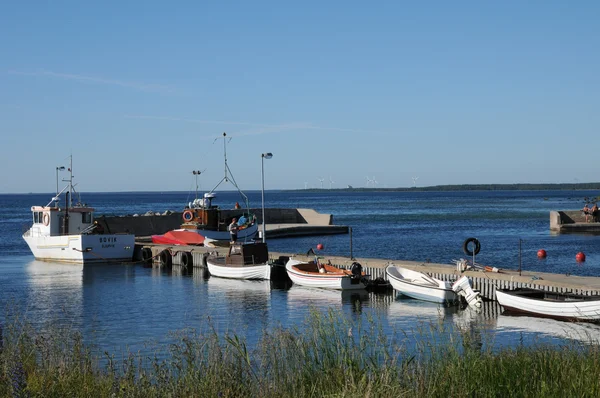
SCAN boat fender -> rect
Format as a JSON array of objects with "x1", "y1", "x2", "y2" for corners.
[
  {"x1": 350, "y1": 262, "x2": 363, "y2": 279},
  {"x1": 182, "y1": 210, "x2": 194, "y2": 222},
  {"x1": 43, "y1": 213, "x2": 50, "y2": 226},
  {"x1": 462, "y1": 237, "x2": 481, "y2": 256},
  {"x1": 159, "y1": 250, "x2": 172, "y2": 267},
  {"x1": 141, "y1": 247, "x2": 153, "y2": 262},
  {"x1": 181, "y1": 251, "x2": 193, "y2": 267}
]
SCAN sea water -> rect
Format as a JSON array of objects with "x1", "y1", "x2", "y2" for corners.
[{"x1": 2, "y1": 190, "x2": 600, "y2": 356}]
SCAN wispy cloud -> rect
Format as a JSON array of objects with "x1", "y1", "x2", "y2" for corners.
[
  {"x1": 125, "y1": 114, "x2": 391, "y2": 137},
  {"x1": 9, "y1": 69, "x2": 174, "y2": 93}
]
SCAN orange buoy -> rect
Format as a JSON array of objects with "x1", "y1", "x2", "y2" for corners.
[
  {"x1": 537, "y1": 249, "x2": 547, "y2": 258},
  {"x1": 576, "y1": 252, "x2": 586, "y2": 262},
  {"x1": 316, "y1": 243, "x2": 324, "y2": 251}
]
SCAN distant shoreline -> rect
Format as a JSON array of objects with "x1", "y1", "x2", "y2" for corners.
[
  {"x1": 3, "y1": 183, "x2": 600, "y2": 195},
  {"x1": 287, "y1": 183, "x2": 600, "y2": 192}
]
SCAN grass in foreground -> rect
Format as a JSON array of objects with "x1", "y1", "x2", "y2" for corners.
[{"x1": 1, "y1": 309, "x2": 600, "y2": 397}]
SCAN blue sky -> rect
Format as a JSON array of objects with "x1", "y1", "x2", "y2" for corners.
[{"x1": 1, "y1": 1, "x2": 599, "y2": 193}]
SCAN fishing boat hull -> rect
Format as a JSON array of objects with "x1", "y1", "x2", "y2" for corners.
[
  {"x1": 285, "y1": 259, "x2": 367, "y2": 290},
  {"x1": 23, "y1": 231, "x2": 134, "y2": 264},
  {"x1": 386, "y1": 264, "x2": 457, "y2": 304},
  {"x1": 496, "y1": 289, "x2": 600, "y2": 321},
  {"x1": 206, "y1": 258, "x2": 272, "y2": 280}
]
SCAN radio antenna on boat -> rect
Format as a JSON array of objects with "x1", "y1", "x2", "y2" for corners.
[{"x1": 210, "y1": 132, "x2": 249, "y2": 207}]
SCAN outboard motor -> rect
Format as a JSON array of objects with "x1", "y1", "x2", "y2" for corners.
[
  {"x1": 452, "y1": 276, "x2": 483, "y2": 309},
  {"x1": 350, "y1": 262, "x2": 363, "y2": 279}
]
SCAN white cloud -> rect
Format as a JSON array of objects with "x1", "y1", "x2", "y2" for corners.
[{"x1": 9, "y1": 69, "x2": 174, "y2": 93}]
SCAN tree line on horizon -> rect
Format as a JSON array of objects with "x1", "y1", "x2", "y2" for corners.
[{"x1": 290, "y1": 182, "x2": 600, "y2": 192}]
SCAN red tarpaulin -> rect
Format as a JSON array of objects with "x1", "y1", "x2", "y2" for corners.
[{"x1": 151, "y1": 230, "x2": 205, "y2": 246}]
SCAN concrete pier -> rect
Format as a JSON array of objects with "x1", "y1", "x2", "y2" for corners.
[
  {"x1": 135, "y1": 242, "x2": 600, "y2": 301},
  {"x1": 550, "y1": 210, "x2": 600, "y2": 233},
  {"x1": 96, "y1": 208, "x2": 348, "y2": 238}
]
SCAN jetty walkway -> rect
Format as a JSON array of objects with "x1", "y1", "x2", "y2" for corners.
[{"x1": 134, "y1": 243, "x2": 600, "y2": 301}]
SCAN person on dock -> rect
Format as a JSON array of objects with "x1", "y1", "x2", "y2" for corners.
[
  {"x1": 228, "y1": 218, "x2": 239, "y2": 243},
  {"x1": 583, "y1": 204, "x2": 591, "y2": 222},
  {"x1": 592, "y1": 203, "x2": 599, "y2": 222}
]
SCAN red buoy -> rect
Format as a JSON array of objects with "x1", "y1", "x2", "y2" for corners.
[
  {"x1": 537, "y1": 249, "x2": 547, "y2": 258},
  {"x1": 576, "y1": 252, "x2": 586, "y2": 262},
  {"x1": 316, "y1": 243, "x2": 324, "y2": 251}
]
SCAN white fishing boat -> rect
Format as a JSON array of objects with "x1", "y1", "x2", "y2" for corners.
[
  {"x1": 385, "y1": 264, "x2": 482, "y2": 308},
  {"x1": 206, "y1": 242, "x2": 273, "y2": 280},
  {"x1": 285, "y1": 258, "x2": 368, "y2": 290},
  {"x1": 495, "y1": 288, "x2": 600, "y2": 322},
  {"x1": 22, "y1": 156, "x2": 135, "y2": 264}
]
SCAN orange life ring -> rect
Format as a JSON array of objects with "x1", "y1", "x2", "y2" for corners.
[
  {"x1": 182, "y1": 210, "x2": 194, "y2": 222},
  {"x1": 43, "y1": 213, "x2": 50, "y2": 226}
]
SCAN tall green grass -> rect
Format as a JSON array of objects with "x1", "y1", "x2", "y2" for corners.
[{"x1": 2, "y1": 308, "x2": 600, "y2": 397}]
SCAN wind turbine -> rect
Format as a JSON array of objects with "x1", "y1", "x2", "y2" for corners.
[
  {"x1": 329, "y1": 176, "x2": 335, "y2": 189},
  {"x1": 372, "y1": 177, "x2": 378, "y2": 187},
  {"x1": 318, "y1": 177, "x2": 325, "y2": 189},
  {"x1": 304, "y1": 181, "x2": 308, "y2": 189},
  {"x1": 412, "y1": 176, "x2": 419, "y2": 188},
  {"x1": 366, "y1": 176, "x2": 372, "y2": 188}
]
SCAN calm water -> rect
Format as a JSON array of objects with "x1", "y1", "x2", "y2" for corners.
[{"x1": 2, "y1": 190, "x2": 600, "y2": 355}]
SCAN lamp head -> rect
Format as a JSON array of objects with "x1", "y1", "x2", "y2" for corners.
[
  {"x1": 57, "y1": 166, "x2": 65, "y2": 171},
  {"x1": 262, "y1": 152, "x2": 273, "y2": 159}
]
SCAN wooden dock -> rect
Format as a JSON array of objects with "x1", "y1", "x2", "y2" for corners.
[{"x1": 135, "y1": 242, "x2": 600, "y2": 301}]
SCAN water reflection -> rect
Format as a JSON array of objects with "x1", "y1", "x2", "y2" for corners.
[
  {"x1": 25, "y1": 260, "x2": 83, "y2": 328},
  {"x1": 496, "y1": 314, "x2": 600, "y2": 344},
  {"x1": 285, "y1": 286, "x2": 369, "y2": 312}
]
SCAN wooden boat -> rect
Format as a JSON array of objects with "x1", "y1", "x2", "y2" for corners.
[
  {"x1": 495, "y1": 288, "x2": 600, "y2": 322},
  {"x1": 285, "y1": 258, "x2": 367, "y2": 290},
  {"x1": 177, "y1": 134, "x2": 259, "y2": 244},
  {"x1": 22, "y1": 156, "x2": 134, "y2": 264},
  {"x1": 385, "y1": 264, "x2": 482, "y2": 307},
  {"x1": 178, "y1": 192, "x2": 258, "y2": 243},
  {"x1": 206, "y1": 242, "x2": 272, "y2": 280}
]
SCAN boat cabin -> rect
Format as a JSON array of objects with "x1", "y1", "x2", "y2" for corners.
[
  {"x1": 181, "y1": 192, "x2": 221, "y2": 230},
  {"x1": 29, "y1": 205, "x2": 96, "y2": 237},
  {"x1": 225, "y1": 242, "x2": 268, "y2": 266}
]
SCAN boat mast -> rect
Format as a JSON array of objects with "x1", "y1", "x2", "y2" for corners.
[
  {"x1": 209, "y1": 132, "x2": 250, "y2": 208},
  {"x1": 68, "y1": 155, "x2": 73, "y2": 208}
]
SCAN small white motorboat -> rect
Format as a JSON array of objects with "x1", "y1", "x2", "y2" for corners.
[
  {"x1": 285, "y1": 258, "x2": 368, "y2": 290},
  {"x1": 496, "y1": 288, "x2": 600, "y2": 322},
  {"x1": 206, "y1": 242, "x2": 272, "y2": 280},
  {"x1": 22, "y1": 156, "x2": 135, "y2": 264},
  {"x1": 385, "y1": 264, "x2": 482, "y2": 308}
]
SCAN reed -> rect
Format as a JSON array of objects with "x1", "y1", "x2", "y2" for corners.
[{"x1": 2, "y1": 309, "x2": 600, "y2": 397}]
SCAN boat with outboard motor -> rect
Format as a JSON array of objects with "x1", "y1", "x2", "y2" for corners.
[
  {"x1": 285, "y1": 257, "x2": 368, "y2": 290},
  {"x1": 22, "y1": 156, "x2": 135, "y2": 263},
  {"x1": 385, "y1": 264, "x2": 482, "y2": 308}
]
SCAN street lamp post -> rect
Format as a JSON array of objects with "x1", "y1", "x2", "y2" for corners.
[{"x1": 261, "y1": 152, "x2": 273, "y2": 243}]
